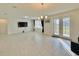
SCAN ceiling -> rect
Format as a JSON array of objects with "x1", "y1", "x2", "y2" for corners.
[{"x1": 0, "y1": 3, "x2": 79, "y2": 19}]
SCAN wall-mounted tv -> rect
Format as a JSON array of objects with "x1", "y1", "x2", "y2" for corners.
[{"x1": 18, "y1": 22, "x2": 28, "y2": 27}]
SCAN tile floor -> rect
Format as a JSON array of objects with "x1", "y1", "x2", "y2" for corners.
[{"x1": 0, "y1": 32, "x2": 75, "y2": 56}]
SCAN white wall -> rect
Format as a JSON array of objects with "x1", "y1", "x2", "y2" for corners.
[
  {"x1": 49, "y1": 8, "x2": 79, "y2": 43},
  {"x1": 8, "y1": 18, "x2": 33, "y2": 34}
]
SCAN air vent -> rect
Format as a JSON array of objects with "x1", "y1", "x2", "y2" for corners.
[
  {"x1": 4, "y1": 12, "x2": 7, "y2": 15},
  {"x1": 12, "y1": 6, "x2": 17, "y2": 8}
]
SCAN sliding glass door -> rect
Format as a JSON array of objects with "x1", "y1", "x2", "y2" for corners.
[
  {"x1": 63, "y1": 17, "x2": 70, "y2": 37},
  {"x1": 53, "y1": 18, "x2": 59, "y2": 35},
  {"x1": 35, "y1": 20, "x2": 42, "y2": 32}
]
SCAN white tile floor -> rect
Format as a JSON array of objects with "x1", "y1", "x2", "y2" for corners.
[{"x1": 0, "y1": 32, "x2": 74, "y2": 56}]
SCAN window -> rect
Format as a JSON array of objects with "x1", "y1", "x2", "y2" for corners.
[
  {"x1": 63, "y1": 17, "x2": 70, "y2": 37},
  {"x1": 35, "y1": 20, "x2": 42, "y2": 29},
  {"x1": 53, "y1": 18, "x2": 59, "y2": 35}
]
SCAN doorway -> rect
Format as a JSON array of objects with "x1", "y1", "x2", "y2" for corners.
[
  {"x1": 0, "y1": 19, "x2": 8, "y2": 34},
  {"x1": 35, "y1": 20, "x2": 42, "y2": 32},
  {"x1": 41, "y1": 20, "x2": 44, "y2": 32}
]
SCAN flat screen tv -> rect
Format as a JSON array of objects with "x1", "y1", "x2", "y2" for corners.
[{"x1": 18, "y1": 22, "x2": 28, "y2": 27}]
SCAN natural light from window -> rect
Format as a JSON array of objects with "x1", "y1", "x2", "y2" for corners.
[
  {"x1": 54, "y1": 18, "x2": 59, "y2": 35},
  {"x1": 35, "y1": 20, "x2": 42, "y2": 29},
  {"x1": 63, "y1": 17, "x2": 70, "y2": 37}
]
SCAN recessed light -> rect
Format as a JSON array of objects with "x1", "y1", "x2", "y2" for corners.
[
  {"x1": 41, "y1": 16, "x2": 43, "y2": 19},
  {"x1": 45, "y1": 16, "x2": 47, "y2": 19},
  {"x1": 24, "y1": 16, "x2": 29, "y2": 18}
]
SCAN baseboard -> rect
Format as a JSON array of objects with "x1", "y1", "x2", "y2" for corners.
[{"x1": 52, "y1": 35, "x2": 71, "y2": 41}]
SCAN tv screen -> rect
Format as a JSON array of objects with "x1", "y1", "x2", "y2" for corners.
[{"x1": 18, "y1": 22, "x2": 27, "y2": 27}]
